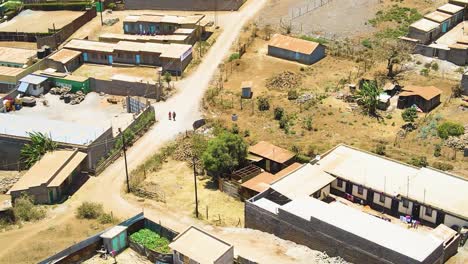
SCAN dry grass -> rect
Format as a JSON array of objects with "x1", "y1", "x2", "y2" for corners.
[
  {"x1": 0, "y1": 219, "x2": 113, "y2": 264},
  {"x1": 203, "y1": 34, "x2": 468, "y2": 178},
  {"x1": 140, "y1": 159, "x2": 244, "y2": 227},
  {"x1": 73, "y1": 63, "x2": 159, "y2": 81}
]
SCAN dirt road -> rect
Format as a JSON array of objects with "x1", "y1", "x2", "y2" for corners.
[{"x1": 0, "y1": 1, "x2": 343, "y2": 263}]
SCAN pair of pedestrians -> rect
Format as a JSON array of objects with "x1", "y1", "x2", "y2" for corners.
[{"x1": 168, "y1": 111, "x2": 177, "y2": 121}]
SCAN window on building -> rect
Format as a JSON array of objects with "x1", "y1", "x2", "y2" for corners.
[
  {"x1": 379, "y1": 194, "x2": 385, "y2": 203},
  {"x1": 402, "y1": 199, "x2": 409, "y2": 208},
  {"x1": 425, "y1": 207, "x2": 433, "y2": 217},
  {"x1": 357, "y1": 186, "x2": 364, "y2": 195},
  {"x1": 337, "y1": 178, "x2": 343, "y2": 188},
  {"x1": 92, "y1": 53, "x2": 97, "y2": 59}
]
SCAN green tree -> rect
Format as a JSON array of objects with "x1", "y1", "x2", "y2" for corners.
[
  {"x1": 274, "y1": 107, "x2": 284, "y2": 120},
  {"x1": 437, "y1": 121, "x2": 465, "y2": 139},
  {"x1": 20, "y1": 132, "x2": 57, "y2": 169},
  {"x1": 202, "y1": 132, "x2": 248, "y2": 175},
  {"x1": 164, "y1": 72, "x2": 172, "y2": 88},
  {"x1": 401, "y1": 107, "x2": 418, "y2": 123},
  {"x1": 355, "y1": 81, "x2": 382, "y2": 115}
]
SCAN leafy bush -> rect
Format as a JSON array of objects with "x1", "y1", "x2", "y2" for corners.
[
  {"x1": 299, "y1": 35, "x2": 328, "y2": 45},
  {"x1": 98, "y1": 213, "x2": 116, "y2": 224},
  {"x1": 257, "y1": 97, "x2": 270, "y2": 111},
  {"x1": 420, "y1": 68, "x2": 429, "y2": 76},
  {"x1": 130, "y1": 229, "x2": 171, "y2": 253},
  {"x1": 287, "y1": 90, "x2": 298, "y2": 100},
  {"x1": 431, "y1": 62, "x2": 439, "y2": 71},
  {"x1": 274, "y1": 107, "x2": 284, "y2": 120},
  {"x1": 375, "y1": 144, "x2": 386, "y2": 156},
  {"x1": 451, "y1": 84, "x2": 463, "y2": 98},
  {"x1": 401, "y1": 107, "x2": 418, "y2": 123},
  {"x1": 361, "y1": 38, "x2": 372, "y2": 49},
  {"x1": 303, "y1": 116, "x2": 313, "y2": 131},
  {"x1": 228, "y1": 52, "x2": 240, "y2": 62},
  {"x1": 107, "y1": 3, "x2": 116, "y2": 10},
  {"x1": 433, "y1": 144, "x2": 441, "y2": 157},
  {"x1": 279, "y1": 115, "x2": 290, "y2": 131},
  {"x1": 202, "y1": 132, "x2": 247, "y2": 174},
  {"x1": 76, "y1": 202, "x2": 104, "y2": 219},
  {"x1": 437, "y1": 122, "x2": 465, "y2": 139},
  {"x1": 243, "y1": 129, "x2": 250, "y2": 137},
  {"x1": 296, "y1": 154, "x2": 310, "y2": 163},
  {"x1": 432, "y1": 162, "x2": 454, "y2": 171},
  {"x1": 231, "y1": 123, "x2": 240, "y2": 134},
  {"x1": 369, "y1": 5, "x2": 422, "y2": 39},
  {"x1": 409, "y1": 156, "x2": 428, "y2": 167},
  {"x1": 13, "y1": 195, "x2": 46, "y2": 222}
]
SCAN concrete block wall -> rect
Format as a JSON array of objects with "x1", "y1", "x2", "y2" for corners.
[{"x1": 90, "y1": 78, "x2": 162, "y2": 100}]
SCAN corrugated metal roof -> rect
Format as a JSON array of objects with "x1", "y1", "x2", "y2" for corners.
[
  {"x1": 48, "y1": 49, "x2": 82, "y2": 64},
  {"x1": 249, "y1": 141, "x2": 294, "y2": 164},
  {"x1": 400, "y1": 85, "x2": 442, "y2": 100},
  {"x1": 410, "y1": 18, "x2": 440, "y2": 32},
  {"x1": 269, "y1": 34, "x2": 320, "y2": 54},
  {"x1": 19, "y1": 74, "x2": 48, "y2": 85}
]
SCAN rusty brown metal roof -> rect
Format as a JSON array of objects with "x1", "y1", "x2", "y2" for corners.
[
  {"x1": 400, "y1": 85, "x2": 442, "y2": 100},
  {"x1": 269, "y1": 34, "x2": 320, "y2": 55},
  {"x1": 249, "y1": 141, "x2": 295, "y2": 164}
]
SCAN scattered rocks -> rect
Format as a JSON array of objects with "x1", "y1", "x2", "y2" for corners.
[
  {"x1": 266, "y1": 71, "x2": 303, "y2": 90},
  {"x1": 50, "y1": 87, "x2": 86, "y2": 105},
  {"x1": 0, "y1": 175, "x2": 20, "y2": 193}
]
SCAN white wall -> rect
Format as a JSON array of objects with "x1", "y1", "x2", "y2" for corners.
[
  {"x1": 398, "y1": 199, "x2": 413, "y2": 215},
  {"x1": 352, "y1": 184, "x2": 367, "y2": 200},
  {"x1": 372, "y1": 193, "x2": 392, "y2": 209},
  {"x1": 444, "y1": 214, "x2": 468, "y2": 228},
  {"x1": 331, "y1": 179, "x2": 346, "y2": 192},
  {"x1": 320, "y1": 185, "x2": 331, "y2": 200},
  {"x1": 419, "y1": 206, "x2": 437, "y2": 224}
]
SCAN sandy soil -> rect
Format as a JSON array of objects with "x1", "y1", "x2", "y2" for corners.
[
  {"x1": 73, "y1": 63, "x2": 160, "y2": 81},
  {"x1": 84, "y1": 248, "x2": 152, "y2": 264},
  {"x1": 0, "y1": 2, "x2": 342, "y2": 264},
  {"x1": 0, "y1": 41, "x2": 37, "y2": 49},
  {"x1": 141, "y1": 159, "x2": 244, "y2": 227},
  {"x1": 7, "y1": 92, "x2": 133, "y2": 134},
  {"x1": 0, "y1": 10, "x2": 84, "y2": 33}
]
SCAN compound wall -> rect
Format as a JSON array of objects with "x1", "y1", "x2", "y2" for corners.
[{"x1": 124, "y1": 0, "x2": 245, "y2": 11}]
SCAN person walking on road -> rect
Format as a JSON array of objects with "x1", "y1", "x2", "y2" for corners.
[
  {"x1": 168, "y1": 111, "x2": 172, "y2": 120},
  {"x1": 172, "y1": 111, "x2": 176, "y2": 121}
]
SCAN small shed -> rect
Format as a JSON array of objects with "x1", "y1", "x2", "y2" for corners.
[
  {"x1": 101, "y1": 225, "x2": 128, "y2": 254},
  {"x1": 241, "y1": 81, "x2": 253, "y2": 98},
  {"x1": 408, "y1": 18, "x2": 441, "y2": 44},
  {"x1": 48, "y1": 49, "x2": 83, "y2": 72},
  {"x1": 17, "y1": 74, "x2": 49, "y2": 96},
  {"x1": 397, "y1": 85, "x2": 442, "y2": 112},
  {"x1": 424, "y1": 11, "x2": 453, "y2": 33},
  {"x1": 248, "y1": 141, "x2": 295, "y2": 173},
  {"x1": 437, "y1": 3, "x2": 464, "y2": 25},
  {"x1": 268, "y1": 34, "x2": 325, "y2": 65},
  {"x1": 52, "y1": 75, "x2": 90, "y2": 93}
]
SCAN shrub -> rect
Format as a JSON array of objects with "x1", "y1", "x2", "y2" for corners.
[
  {"x1": 375, "y1": 144, "x2": 386, "y2": 156},
  {"x1": 274, "y1": 107, "x2": 284, "y2": 120},
  {"x1": 303, "y1": 116, "x2": 313, "y2": 131},
  {"x1": 107, "y1": 3, "x2": 116, "y2": 10},
  {"x1": 243, "y1": 130, "x2": 250, "y2": 137},
  {"x1": 279, "y1": 116, "x2": 290, "y2": 130},
  {"x1": 432, "y1": 162, "x2": 454, "y2": 171},
  {"x1": 420, "y1": 68, "x2": 429, "y2": 76},
  {"x1": 13, "y1": 195, "x2": 46, "y2": 222},
  {"x1": 433, "y1": 144, "x2": 441, "y2": 157},
  {"x1": 130, "y1": 229, "x2": 171, "y2": 253},
  {"x1": 437, "y1": 122, "x2": 464, "y2": 139},
  {"x1": 451, "y1": 84, "x2": 463, "y2": 98},
  {"x1": 231, "y1": 123, "x2": 240, "y2": 134},
  {"x1": 361, "y1": 38, "x2": 372, "y2": 49},
  {"x1": 98, "y1": 213, "x2": 116, "y2": 224},
  {"x1": 431, "y1": 62, "x2": 439, "y2": 71},
  {"x1": 296, "y1": 154, "x2": 310, "y2": 163},
  {"x1": 299, "y1": 35, "x2": 328, "y2": 45},
  {"x1": 401, "y1": 107, "x2": 418, "y2": 123},
  {"x1": 287, "y1": 90, "x2": 298, "y2": 100},
  {"x1": 409, "y1": 156, "x2": 428, "y2": 167},
  {"x1": 76, "y1": 202, "x2": 104, "y2": 219},
  {"x1": 228, "y1": 52, "x2": 240, "y2": 62},
  {"x1": 257, "y1": 97, "x2": 270, "y2": 111}
]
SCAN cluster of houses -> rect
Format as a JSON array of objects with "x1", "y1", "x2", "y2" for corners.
[
  {"x1": 245, "y1": 144, "x2": 467, "y2": 264},
  {"x1": 406, "y1": 1, "x2": 468, "y2": 65}
]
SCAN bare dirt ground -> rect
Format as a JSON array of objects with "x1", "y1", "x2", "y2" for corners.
[
  {"x1": 84, "y1": 248, "x2": 152, "y2": 264},
  {"x1": 73, "y1": 63, "x2": 160, "y2": 81},
  {"x1": 0, "y1": 10, "x2": 84, "y2": 33},
  {"x1": 140, "y1": 159, "x2": 244, "y2": 227},
  {"x1": 7, "y1": 92, "x2": 133, "y2": 134},
  {"x1": 0, "y1": 2, "x2": 346, "y2": 264}
]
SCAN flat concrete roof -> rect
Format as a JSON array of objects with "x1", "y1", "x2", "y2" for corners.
[
  {"x1": 64, "y1": 39, "x2": 115, "y2": 53},
  {"x1": 8, "y1": 150, "x2": 86, "y2": 192},
  {"x1": 100, "y1": 33, "x2": 188, "y2": 43},
  {"x1": 124, "y1": 14, "x2": 205, "y2": 25},
  {"x1": 410, "y1": 18, "x2": 440, "y2": 32},
  {"x1": 48, "y1": 49, "x2": 82, "y2": 64},
  {"x1": 280, "y1": 197, "x2": 443, "y2": 262},
  {"x1": 169, "y1": 226, "x2": 232, "y2": 263},
  {"x1": 271, "y1": 163, "x2": 335, "y2": 200},
  {"x1": 0, "y1": 114, "x2": 109, "y2": 145},
  {"x1": 0, "y1": 47, "x2": 36, "y2": 65},
  {"x1": 0, "y1": 65, "x2": 24, "y2": 77},
  {"x1": 424, "y1": 11, "x2": 452, "y2": 23},
  {"x1": 317, "y1": 145, "x2": 468, "y2": 219},
  {"x1": 437, "y1": 3, "x2": 464, "y2": 14},
  {"x1": 101, "y1": 225, "x2": 127, "y2": 239}
]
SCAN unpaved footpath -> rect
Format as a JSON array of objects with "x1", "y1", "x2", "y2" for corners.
[{"x1": 0, "y1": 1, "x2": 340, "y2": 263}]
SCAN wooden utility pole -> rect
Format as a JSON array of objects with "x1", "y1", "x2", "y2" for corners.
[
  {"x1": 99, "y1": 0, "x2": 104, "y2": 26},
  {"x1": 193, "y1": 156, "x2": 199, "y2": 218},
  {"x1": 199, "y1": 20, "x2": 202, "y2": 58},
  {"x1": 119, "y1": 128, "x2": 130, "y2": 193}
]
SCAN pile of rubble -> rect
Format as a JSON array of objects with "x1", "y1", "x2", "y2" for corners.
[
  {"x1": 296, "y1": 93, "x2": 314, "y2": 104},
  {"x1": 445, "y1": 134, "x2": 468, "y2": 151},
  {"x1": 172, "y1": 137, "x2": 204, "y2": 173},
  {"x1": 50, "y1": 87, "x2": 86, "y2": 105},
  {"x1": 0, "y1": 175, "x2": 20, "y2": 193},
  {"x1": 103, "y1": 17, "x2": 119, "y2": 26},
  {"x1": 266, "y1": 71, "x2": 303, "y2": 90}
]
